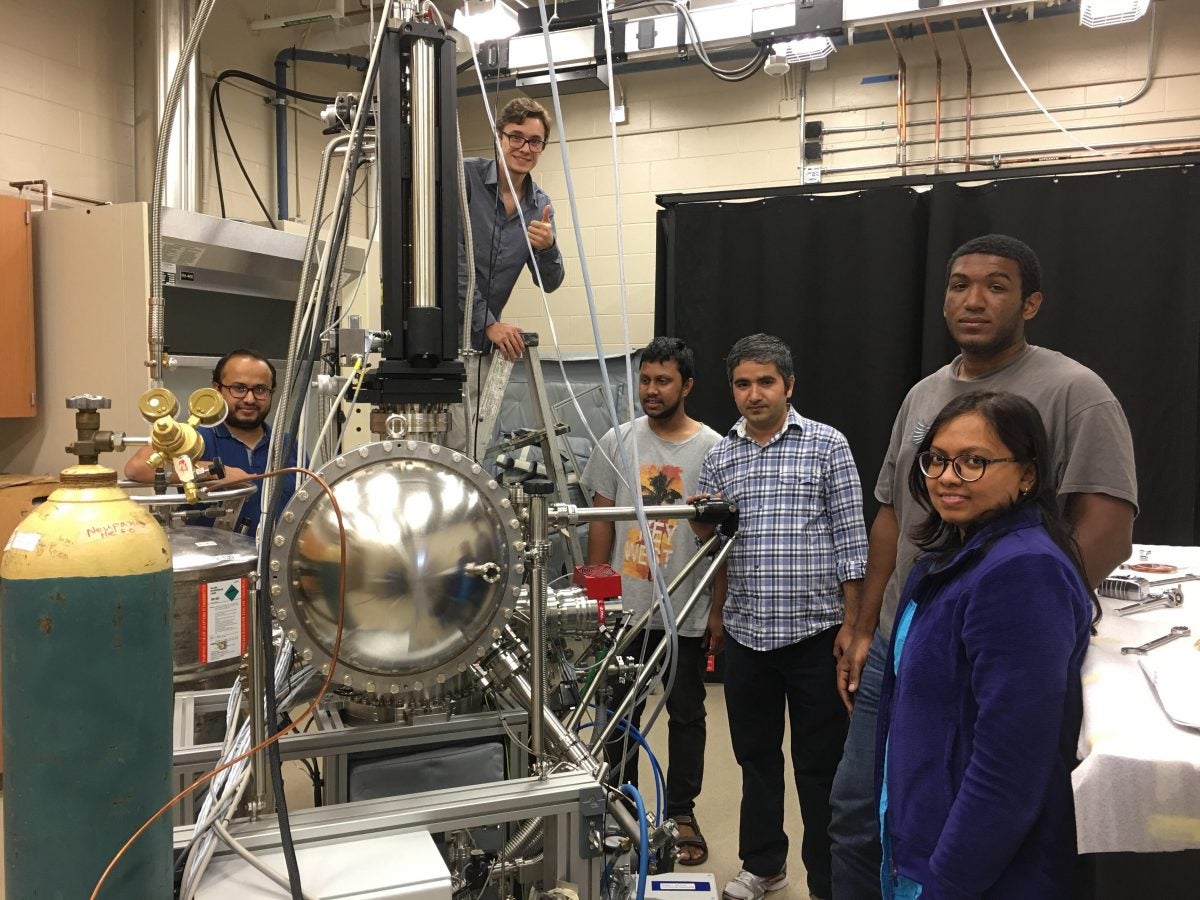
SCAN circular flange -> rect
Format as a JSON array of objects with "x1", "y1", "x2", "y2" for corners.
[{"x1": 270, "y1": 440, "x2": 523, "y2": 704}]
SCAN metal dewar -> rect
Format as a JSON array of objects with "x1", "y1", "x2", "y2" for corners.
[
  {"x1": 169, "y1": 525, "x2": 257, "y2": 688},
  {"x1": 269, "y1": 440, "x2": 524, "y2": 709}
]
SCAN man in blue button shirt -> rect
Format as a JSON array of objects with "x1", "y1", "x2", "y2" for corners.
[
  {"x1": 458, "y1": 97, "x2": 564, "y2": 361},
  {"x1": 451, "y1": 98, "x2": 564, "y2": 456},
  {"x1": 125, "y1": 349, "x2": 295, "y2": 537},
  {"x1": 692, "y1": 334, "x2": 868, "y2": 900}
]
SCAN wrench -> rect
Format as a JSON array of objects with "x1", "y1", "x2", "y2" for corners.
[
  {"x1": 1115, "y1": 588, "x2": 1185, "y2": 617},
  {"x1": 1121, "y1": 625, "x2": 1191, "y2": 655}
]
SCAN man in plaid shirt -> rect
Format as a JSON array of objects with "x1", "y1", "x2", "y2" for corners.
[{"x1": 692, "y1": 334, "x2": 867, "y2": 900}]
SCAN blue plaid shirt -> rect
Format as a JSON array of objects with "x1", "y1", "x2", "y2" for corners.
[{"x1": 699, "y1": 406, "x2": 868, "y2": 651}]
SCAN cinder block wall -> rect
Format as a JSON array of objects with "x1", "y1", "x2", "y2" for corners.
[
  {"x1": 0, "y1": 0, "x2": 136, "y2": 203},
  {"x1": 459, "y1": 2, "x2": 1200, "y2": 353}
]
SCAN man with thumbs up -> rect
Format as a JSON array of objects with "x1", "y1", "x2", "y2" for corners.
[{"x1": 458, "y1": 98, "x2": 565, "y2": 362}]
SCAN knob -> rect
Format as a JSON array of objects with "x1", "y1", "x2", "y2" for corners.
[
  {"x1": 66, "y1": 394, "x2": 111, "y2": 410},
  {"x1": 523, "y1": 478, "x2": 554, "y2": 496},
  {"x1": 138, "y1": 388, "x2": 179, "y2": 422},
  {"x1": 188, "y1": 388, "x2": 227, "y2": 426}
]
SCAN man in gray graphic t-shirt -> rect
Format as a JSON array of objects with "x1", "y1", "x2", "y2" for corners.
[{"x1": 581, "y1": 336, "x2": 722, "y2": 867}]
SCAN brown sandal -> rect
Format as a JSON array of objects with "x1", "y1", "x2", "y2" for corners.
[{"x1": 673, "y1": 814, "x2": 709, "y2": 866}]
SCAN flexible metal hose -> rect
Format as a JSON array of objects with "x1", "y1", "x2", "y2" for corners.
[
  {"x1": 148, "y1": 0, "x2": 217, "y2": 386},
  {"x1": 499, "y1": 817, "x2": 544, "y2": 860},
  {"x1": 268, "y1": 134, "x2": 349, "y2": 483}
]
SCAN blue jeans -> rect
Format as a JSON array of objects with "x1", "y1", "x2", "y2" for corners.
[{"x1": 829, "y1": 630, "x2": 888, "y2": 900}]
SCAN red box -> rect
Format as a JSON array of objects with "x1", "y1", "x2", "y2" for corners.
[{"x1": 573, "y1": 563, "x2": 622, "y2": 601}]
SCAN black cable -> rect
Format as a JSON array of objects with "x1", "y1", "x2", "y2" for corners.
[
  {"x1": 213, "y1": 81, "x2": 278, "y2": 228},
  {"x1": 206, "y1": 68, "x2": 338, "y2": 227},
  {"x1": 218, "y1": 68, "x2": 336, "y2": 104},
  {"x1": 610, "y1": 0, "x2": 769, "y2": 81},
  {"x1": 208, "y1": 79, "x2": 227, "y2": 218}
]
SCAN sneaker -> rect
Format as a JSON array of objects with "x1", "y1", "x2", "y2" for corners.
[{"x1": 722, "y1": 868, "x2": 788, "y2": 900}]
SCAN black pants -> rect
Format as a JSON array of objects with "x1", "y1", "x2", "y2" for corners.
[
  {"x1": 604, "y1": 631, "x2": 708, "y2": 817},
  {"x1": 724, "y1": 627, "x2": 848, "y2": 899}
]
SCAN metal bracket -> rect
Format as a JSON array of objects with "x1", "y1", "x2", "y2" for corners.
[{"x1": 577, "y1": 784, "x2": 606, "y2": 858}]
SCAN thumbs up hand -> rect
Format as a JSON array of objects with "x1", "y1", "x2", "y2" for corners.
[{"x1": 527, "y1": 205, "x2": 555, "y2": 252}]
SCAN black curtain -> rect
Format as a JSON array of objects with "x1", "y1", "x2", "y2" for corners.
[
  {"x1": 657, "y1": 187, "x2": 928, "y2": 527},
  {"x1": 658, "y1": 164, "x2": 1200, "y2": 544}
]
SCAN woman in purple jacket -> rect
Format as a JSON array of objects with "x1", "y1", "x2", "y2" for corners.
[{"x1": 876, "y1": 390, "x2": 1093, "y2": 899}]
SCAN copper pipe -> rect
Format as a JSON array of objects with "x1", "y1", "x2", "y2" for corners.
[
  {"x1": 953, "y1": 18, "x2": 972, "y2": 172},
  {"x1": 925, "y1": 18, "x2": 942, "y2": 174},
  {"x1": 884, "y1": 22, "x2": 908, "y2": 174}
]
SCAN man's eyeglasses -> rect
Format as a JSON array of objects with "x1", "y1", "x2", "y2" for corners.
[
  {"x1": 500, "y1": 131, "x2": 547, "y2": 152},
  {"x1": 219, "y1": 382, "x2": 273, "y2": 400},
  {"x1": 918, "y1": 451, "x2": 1023, "y2": 483}
]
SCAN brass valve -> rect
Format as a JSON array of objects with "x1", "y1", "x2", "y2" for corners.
[{"x1": 137, "y1": 388, "x2": 227, "y2": 502}]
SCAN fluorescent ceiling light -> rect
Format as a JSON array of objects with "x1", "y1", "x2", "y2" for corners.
[
  {"x1": 1079, "y1": 0, "x2": 1151, "y2": 28},
  {"x1": 454, "y1": 1, "x2": 519, "y2": 44},
  {"x1": 773, "y1": 36, "x2": 835, "y2": 64}
]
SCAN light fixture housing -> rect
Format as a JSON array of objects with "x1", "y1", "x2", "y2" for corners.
[
  {"x1": 1079, "y1": 0, "x2": 1151, "y2": 28},
  {"x1": 453, "y1": 1, "x2": 520, "y2": 44},
  {"x1": 773, "y1": 36, "x2": 836, "y2": 64}
]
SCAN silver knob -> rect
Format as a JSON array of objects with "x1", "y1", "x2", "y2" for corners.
[{"x1": 66, "y1": 394, "x2": 111, "y2": 410}]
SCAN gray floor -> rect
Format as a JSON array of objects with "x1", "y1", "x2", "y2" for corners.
[{"x1": 0, "y1": 684, "x2": 817, "y2": 899}]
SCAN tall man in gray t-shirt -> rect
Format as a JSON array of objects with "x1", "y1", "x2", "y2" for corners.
[
  {"x1": 581, "y1": 336, "x2": 723, "y2": 867},
  {"x1": 828, "y1": 234, "x2": 1138, "y2": 899}
]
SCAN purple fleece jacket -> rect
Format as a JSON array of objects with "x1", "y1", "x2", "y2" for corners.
[{"x1": 876, "y1": 505, "x2": 1092, "y2": 899}]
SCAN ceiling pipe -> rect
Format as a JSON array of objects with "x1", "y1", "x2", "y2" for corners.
[
  {"x1": 952, "y1": 17, "x2": 972, "y2": 172},
  {"x1": 134, "y1": 0, "x2": 201, "y2": 209},
  {"x1": 924, "y1": 18, "x2": 942, "y2": 175},
  {"x1": 883, "y1": 22, "x2": 908, "y2": 174}
]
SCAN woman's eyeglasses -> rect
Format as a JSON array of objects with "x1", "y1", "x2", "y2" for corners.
[{"x1": 918, "y1": 451, "x2": 1023, "y2": 482}]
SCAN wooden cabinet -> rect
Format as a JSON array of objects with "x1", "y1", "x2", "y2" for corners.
[{"x1": 0, "y1": 195, "x2": 37, "y2": 418}]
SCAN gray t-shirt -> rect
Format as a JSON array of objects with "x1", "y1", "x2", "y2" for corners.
[
  {"x1": 581, "y1": 417, "x2": 722, "y2": 637},
  {"x1": 876, "y1": 345, "x2": 1138, "y2": 639}
]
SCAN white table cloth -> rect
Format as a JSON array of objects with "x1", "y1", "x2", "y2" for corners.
[{"x1": 1073, "y1": 544, "x2": 1200, "y2": 854}]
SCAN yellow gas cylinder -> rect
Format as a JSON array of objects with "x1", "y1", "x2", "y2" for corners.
[{"x1": 0, "y1": 464, "x2": 173, "y2": 898}]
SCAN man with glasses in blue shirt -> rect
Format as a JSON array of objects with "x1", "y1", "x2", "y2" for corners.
[
  {"x1": 125, "y1": 349, "x2": 295, "y2": 537},
  {"x1": 452, "y1": 98, "x2": 564, "y2": 455}
]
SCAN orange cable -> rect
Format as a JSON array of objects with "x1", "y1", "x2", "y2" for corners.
[{"x1": 90, "y1": 466, "x2": 346, "y2": 900}]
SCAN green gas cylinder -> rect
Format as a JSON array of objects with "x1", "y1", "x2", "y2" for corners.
[{"x1": 1, "y1": 464, "x2": 173, "y2": 898}]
